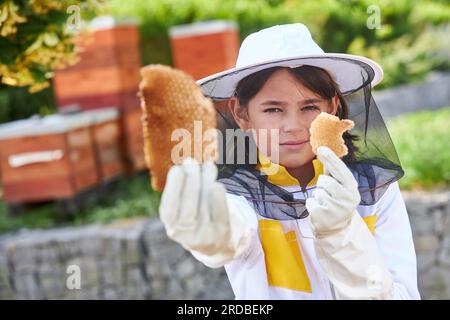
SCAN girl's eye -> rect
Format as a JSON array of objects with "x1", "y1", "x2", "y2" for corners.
[
  {"x1": 263, "y1": 108, "x2": 282, "y2": 113},
  {"x1": 302, "y1": 105, "x2": 319, "y2": 111}
]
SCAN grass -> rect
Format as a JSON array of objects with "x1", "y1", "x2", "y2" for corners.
[
  {"x1": 388, "y1": 107, "x2": 450, "y2": 190},
  {"x1": 0, "y1": 172, "x2": 161, "y2": 235}
]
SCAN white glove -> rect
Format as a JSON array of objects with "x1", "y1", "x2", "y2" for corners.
[
  {"x1": 306, "y1": 146, "x2": 394, "y2": 299},
  {"x1": 159, "y1": 158, "x2": 251, "y2": 268},
  {"x1": 306, "y1": 146, "x2": 361, "y2": 236}
]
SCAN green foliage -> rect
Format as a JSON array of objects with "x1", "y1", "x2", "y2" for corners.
[
  {"x1": 0, "y1": 0, "x2": 106, "y2": 122},
  {"x1": 388, "y1": 107, "x2": 450, "y2": 190},
  {"x1": 0, "y1": 85, "x2": 55, "y2": 123},
  {"x1": 72, "y1": 172, "x2": 161, "y2": 226},
  {"x1": 0, "y1": 0, "x2": 106, "y2": 90},
  {"x1": 110, "y1": 0, "x2": 450, "y2": 88}
]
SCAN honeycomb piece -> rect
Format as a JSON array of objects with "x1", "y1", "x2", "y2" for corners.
[
  {"x1": 309, "y1": 112, "x2": 354, "y2": 158},
  {"x1": 139, "y1": 64, "x2": 218, "y2": 192}
]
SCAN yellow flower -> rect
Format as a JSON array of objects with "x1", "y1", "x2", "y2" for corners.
[
  {"x1": 29, "y1": 0, "x2": 64, "y2": 14},
  {"x1": 0, "y1": 0, "x2": 27, "y2": 37}
]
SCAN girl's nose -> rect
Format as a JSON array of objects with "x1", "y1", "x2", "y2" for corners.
[{"x1": 282, "y1": 110, "x2": 308, "y2": 133}]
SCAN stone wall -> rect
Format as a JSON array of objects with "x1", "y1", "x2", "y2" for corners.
[
  {"x1": 0, "y1": 190, "x2": 449, "y2": 300},
  {"x1": 403, "y1": 190, "x2": 450, "y2": 299},
  {"x1": 0, "y1": 218, "x2": 233, "y2": 300},
  {"x1": 374, "y1": 71, "x2": 450, "y2": 120}
]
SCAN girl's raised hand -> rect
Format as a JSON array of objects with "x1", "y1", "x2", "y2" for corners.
[{"x1": 306, "y1": 146, "x2": 361, "y2": 236}]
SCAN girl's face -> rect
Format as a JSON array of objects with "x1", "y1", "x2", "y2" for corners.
[{"x1": 231, "y1": 68, "x2": 339, "y2": 169}]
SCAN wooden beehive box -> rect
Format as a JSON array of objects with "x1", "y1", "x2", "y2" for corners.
[
  {"x1": 66, "y1": 108, "x2": 123, "y2": 183},
  {"x1": 0, "y1": 115, "x2": 99, "y2": 204},
  {"x1": 53, "y1": 17, "x2": 145, "y2": 174},
  {"x1": 120, "y1": 108, "x2": 146, "y2": 174},
  {"x1": 53, "y1": 17, "x2": 141, "y2": 112},
  {"x1": 169, "y1": 20, "x2": 240, "y2": 80}
]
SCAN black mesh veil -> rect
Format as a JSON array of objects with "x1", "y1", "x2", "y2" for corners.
[
  {"x1": 198, "y1": 58, "x2": 404, "y2": 221},
  {"x1": 346, "y1": 84, "x2": 404, "y2": 205}
]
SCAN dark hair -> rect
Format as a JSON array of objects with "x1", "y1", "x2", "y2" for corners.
[{"x1": 233, "y1": 65, "x2": 358, "y2": 163}]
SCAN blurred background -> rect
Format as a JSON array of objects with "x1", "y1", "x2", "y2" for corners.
[{"x1": 0, "y1": 0, "x2": 449, "y2": 299}]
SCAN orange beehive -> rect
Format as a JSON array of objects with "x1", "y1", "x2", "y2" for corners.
[
  {"x1": 169, "y1": 20, "x2": 240, "y2": 80},
  {"x1": 53, "y1": 17, "x2": 145, "y2": 173},
  {"x1": 67, "y1": 108, "x2": 124, "y2": 183},
  {"x1": 120, "y1": 108, "x2": 146, "y2": 174},
  {"x1": 53, "y1": 17, "x2": 141, "y2": 111},
  {"x1": 0, "y1": 115, "x2": 99, "y2": 203}
]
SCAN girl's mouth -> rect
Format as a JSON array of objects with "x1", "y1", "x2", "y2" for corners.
[{"x1": 280, "y1": 140, "x2": 310, "y2": 151}]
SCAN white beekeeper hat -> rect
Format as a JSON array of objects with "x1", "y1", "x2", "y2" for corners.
[{"x1": 197, "y1": 23, "x2": 383, "y2": 99}]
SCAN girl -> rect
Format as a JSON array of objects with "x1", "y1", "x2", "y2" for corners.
[{"x1": 159, "y1": 23, "x2": 420, "y2": 299}]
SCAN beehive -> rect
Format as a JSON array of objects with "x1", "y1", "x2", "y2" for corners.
[
  {"x1": 0, "y1": 115, "x2": 98, "y2": 203},
  {"x1": 169, "y1": 20, "x2": 239, "y2": 80}
]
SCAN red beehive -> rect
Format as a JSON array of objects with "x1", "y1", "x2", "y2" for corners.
[
  {"x1": 169, "y1": 20, "x2": 240, "y2": 80},
  {"x1": 121, "y1": 108, "x2": 146, "y2": 173},
  {"x1": 69, "y1": 108, "x2": 124, "y2": 183},
  {"x1": 53, "y1": 17, "x2": 141, "y2": 111},
  {"x1": 0, "y1": 115, "x2": 99, "y2": 204},
  {"x1": 53, "y1": 17, "x2": 145, "y2": 174}
]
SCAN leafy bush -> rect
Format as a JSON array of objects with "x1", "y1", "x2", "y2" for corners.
[
  {"x1": 0, "y1": 0, "x2": 105, "y2": 91},
  {"x1": 0, "y1": 85, "x2": 55, "y2": 123},
  {"x1": 0, "y1": 0, "x2": 105, "y2": 123},
  {"x1": 72, "y1": 173, "x2": 161, "y2": 226},
  {"x1": 110, "y1": 0, "x2": 450, "y2": 89},
  {"x1": 388, "y1": 107, "x2": 450, "y2": 190}
]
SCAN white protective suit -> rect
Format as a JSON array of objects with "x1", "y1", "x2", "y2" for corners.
[{"x1": 160, "y1": 147, "x2": 420, "y2": 300}]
